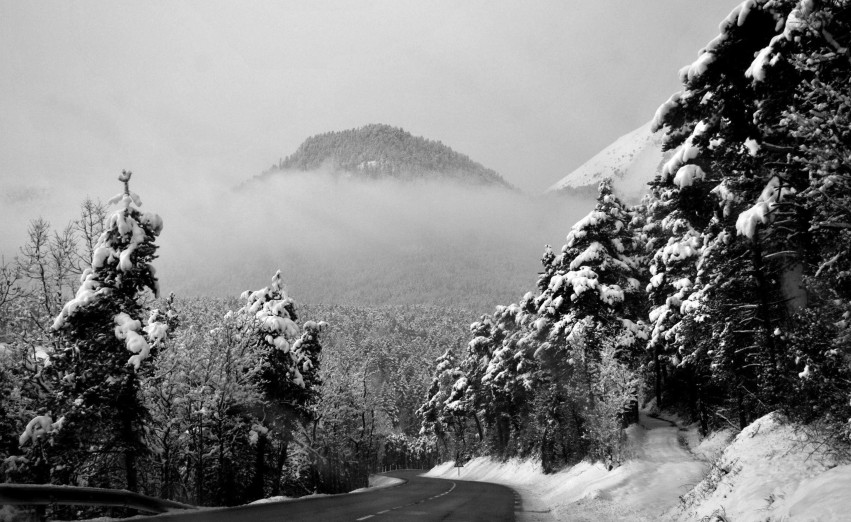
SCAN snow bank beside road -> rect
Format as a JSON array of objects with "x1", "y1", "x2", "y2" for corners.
[
  {"x1": 426, "y1": 411, "x2": 851, "y2": 521},
  {"x1": 426, "y1": 412, "x2": 706, "y2": 521}
]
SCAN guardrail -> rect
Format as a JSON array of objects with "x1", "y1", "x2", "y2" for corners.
[{"x1": 0, "y1": 483, "x2": 195, "y2": 517}]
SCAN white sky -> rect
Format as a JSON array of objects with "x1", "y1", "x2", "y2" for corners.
[{"x1": 0, "y1": 1, "x2": 737, "y2": 200}]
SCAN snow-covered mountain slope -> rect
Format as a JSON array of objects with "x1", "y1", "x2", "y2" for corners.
[{"x1": 547, "y1": 121, "x2": 667, "y2": 201}]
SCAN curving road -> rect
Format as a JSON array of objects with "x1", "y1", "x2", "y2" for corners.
[{"x1": 136, "y1": 470, "x2": 516, "y2": 521}]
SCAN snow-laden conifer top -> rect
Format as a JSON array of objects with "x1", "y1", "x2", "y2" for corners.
[{"x1": 51, "y1": 171, "x2": 165, "y2": 369}]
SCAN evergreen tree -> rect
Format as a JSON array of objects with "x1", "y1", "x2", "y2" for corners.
[
  {"x1": 647, "y1": 0, "x2": 851, "y2": 430},
  {"x1": 417, "y1": 348, "x2": 467, "y2": 457},
  {"x1": 531, "y1": 179, "x2": 646, "y2": 424},
  {"x1": 478, "y1": 304, "x2": 538, "y2": 457},
  {"x1": 19, "y1": 171, "x2": 165, "y2": 491}
]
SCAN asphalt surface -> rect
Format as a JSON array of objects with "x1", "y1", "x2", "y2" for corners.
[{"x1": 136, "y1": 470, "x2": 516, "y2": 521}]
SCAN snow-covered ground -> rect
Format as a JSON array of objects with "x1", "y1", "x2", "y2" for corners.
[
  {"x1": 425, "y1": 411, "x2": 705, "y2": 521},
  {"x1": 675, "y1": 412, "x2": 851, "y2": 522},
  {"x1": 424, "y1": 411, "x2": 851, "y2": 521}
]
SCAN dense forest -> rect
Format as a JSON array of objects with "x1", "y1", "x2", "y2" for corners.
[
  {"x1": 418, "y1": 0, "x2": 851, "y2": 472},
  {"x1": 254, "y1": 123, "x2": 512, "y2": 187}
]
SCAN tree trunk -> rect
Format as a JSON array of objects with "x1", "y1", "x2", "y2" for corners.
[
  {"x1": 160, "y1": 441, "x2": 172, "y2": 499},
  {"x1": 472, "y1": 412, "x2": 484, "y2": 442},
  {"x1": 737, "y1": 387, "x2": 747, "y2": 430},
  {"x1": 194, "y1": 409, "x2": 204, "y2": 506},
  {"x1": 654, "y1": 346, "x2": 663, "y2": 409},
  {"x1": 697, "y1": 384, "x2": 709, "y2": 436},
  {"x1": 119, "y1": 373, "x2": 139, "y2": 492},
  {"x1": 249, "y1": 432, "x2": 267, "y2": 500},
  {"x1": 271, "y1": 438, "x2": 289, "y2": 497}
]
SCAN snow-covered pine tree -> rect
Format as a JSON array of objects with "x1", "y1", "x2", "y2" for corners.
[
  {"x1": 19, "y1": 171, "x2": 166, "y2": 491},
  {"x1": 642, "y1": 179, "x2": 705, "y2": 414},
  {"x1": 515, "y1": 179, "x2": 647, "y2": 469},
  {"x1": 647, "y1": 2, "x2": 787, "y2": 429},
  {"x1": 445, "y1": 316, "x2": 499, "y2": 448},
  {"x1": 445, "y1": 303, "x2": 544, "y2": 458},
  {"x1": 648, "y1": 0, "x2": 851, "y2": 429},
  {"x1": 743, "y1": 0, "x2": 851, "y2": 431},
  {"x1": 532, "y1": 180, "x2": 645, "y2": 398},
  {"x1": 781, "y1": 59, "x2": 851, "y2": 427},
  {"x1": 478, "y1": 303, "x2": 538, "y2": 457},
  {"x1": 236, "y1": 270, "x2": 325, "y2": 498},
  {"x1": 416, "y1": 348, "x2": 469, "y2": 459}
]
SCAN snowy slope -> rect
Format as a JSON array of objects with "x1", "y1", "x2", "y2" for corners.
[
  {"x1": 547, "y1": 121, "x2": 666, "y2": 201},
  {"x1": 673, "y1": 412, "x2": 851, "y2": 522},
  {"x1": 425, "y1": 412, "x2": 707, "y2": 521},
  {"x1": 426, "y1": 411, "x2": 851, "y2": 521}
]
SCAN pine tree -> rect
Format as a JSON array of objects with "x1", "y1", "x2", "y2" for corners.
[
  {"x1": 647, "y1": 0, "x2": 851, "y2": 430},
  {"x1": 480, "y1": 180, "x2": 645, "y2": 470},
  {"x1": 478, "y1": 303, "x2": 538, "y2": 457},
  {"x1": 532, "y1": 179, "x2": 646, "y2": 410},
  {"x1": 236, "y1": 270, "x2": 325, "y2": 498},
  {"x1": 417, "y1": 348, "x2": 467, "y2": 457},
  {"x1": 19, "y1": 171, "x2": 166, "y2": 490}
]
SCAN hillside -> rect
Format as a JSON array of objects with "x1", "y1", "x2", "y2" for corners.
[
  {"x1": 546, "y1": 121, "x2": 666, "y2": 201},
  {"x1": 255, "y1": 124, "x2": 513, "y2": 187}
]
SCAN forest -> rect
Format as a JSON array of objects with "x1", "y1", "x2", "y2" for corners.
[
  {"x1": 419, "y1": 0, "x2": 851, "y2": 474},
  {"x1": 1, "y1": 0, "x2": 850, "y2": 520},
  {"x1": 256, "y1": 123, "x2": 512, "y2": 187},
  {"x1": 0, "y1": 178, "x2": 472, "y2": 517}
]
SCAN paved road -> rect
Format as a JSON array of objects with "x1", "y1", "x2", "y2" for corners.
[{"x1": 137, "y1": 470, "x2": 516, "y2": 521}]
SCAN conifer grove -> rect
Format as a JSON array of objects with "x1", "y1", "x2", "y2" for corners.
[{"x1": 417, "y1": 0, "x2": 851, "y2": 471}]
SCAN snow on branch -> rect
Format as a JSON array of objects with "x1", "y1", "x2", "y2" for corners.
[
  {"x1": 651, "y1": 91, "x2": 682, "y2": 132},
  {"x1": 115, "y1": 312, "x2": 151, "y2": 370},
  {"x1": 662, "y1": 121, "x2": 709, "y2": 182},
  {"x1": 735, "y1": 176, "x2": 796, "y2": 239},
  {"x1": 746, "y1": 0, "x2": 817, "y2": 82},
  {"x1": 19, "y1": 415, "x2": 64, "y2": 446}
]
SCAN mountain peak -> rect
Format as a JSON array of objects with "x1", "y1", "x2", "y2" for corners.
[{"x1": 546, "y1": 121, "x2": 667, "y2": 201}]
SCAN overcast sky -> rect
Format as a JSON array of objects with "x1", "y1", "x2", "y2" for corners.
[{"x1": 1, "y1": 1, "x2": 737, "y2": 202}]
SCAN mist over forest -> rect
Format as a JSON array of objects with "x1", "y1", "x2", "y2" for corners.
[
  {"x1": 1, "y1": 170, "x2": 594, "y2": 314},
  {"x1": 161, "y1": 173, "x2": 594, "y2": 312}
]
